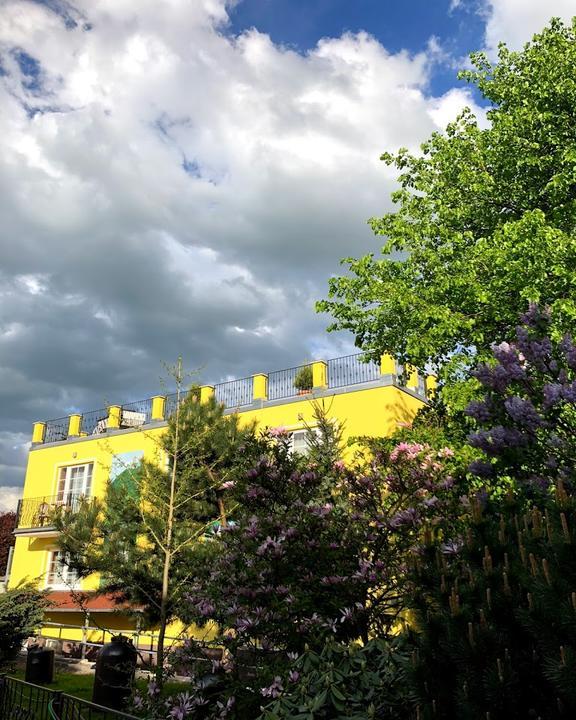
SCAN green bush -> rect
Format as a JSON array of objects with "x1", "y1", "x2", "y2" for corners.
[
  {"x1": 294, "y1": 365, "x2": 313, "y2": 392},
  {"x1": 0, "y1": 584, "x2": 49, "y2": 667},
  {"x1": 259, "y1": 639, "x2": 409, "y2": 720}
]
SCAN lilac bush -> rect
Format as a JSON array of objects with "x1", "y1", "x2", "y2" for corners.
[
  {"x1": 466, "y1": 304, "x2": 576, "y2": 491},
  {"x1": 186, "y1": 434, "x2": 459, "y2": 651},
  {"x1": 133, "y1": 413, "x2": 461, "y2": 719}
]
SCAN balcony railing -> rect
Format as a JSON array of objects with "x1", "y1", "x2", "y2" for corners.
[
  {"x1": 327, "y1": 354, "x2": 380, "y2": 388},
  {"x1": 80, "y1": 407, "x2": 108, "y2": 435},
  {"x1": 16, "y1": 494, "x2": 85, "y2": 530},
  {"x1": 215, "y1": 377, "x2": 253, "y2": 408},
  {"x1": 35, "y1": 353, "x2": 432, "y2": 445},
  {"x1": 268, "y1": 363, "x2": 310, "y2": 401},
  {"x1": 44, "y1": 417, "x2": 69, "y2": 444}
]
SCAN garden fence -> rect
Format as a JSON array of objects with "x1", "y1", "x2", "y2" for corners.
[{"x1": 0, "y1": 675, "x2": 139, "y2": 720}]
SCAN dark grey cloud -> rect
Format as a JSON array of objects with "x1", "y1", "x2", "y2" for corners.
[{"x1": 0, "y1": 0, "x2": 488, "y2": 505}]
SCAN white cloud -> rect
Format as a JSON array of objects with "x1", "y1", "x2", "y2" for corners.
[
  {"x1": 0, "y1": 486, "x2": 22, "y2": 513},
  {"x1": 484, "y1": 0, "x2": 575, "y2": 53},
  {"x1": 0, "y1": 0, "x2": 488, "y2": 487}
]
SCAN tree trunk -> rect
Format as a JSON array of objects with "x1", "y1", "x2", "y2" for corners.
[{"x1": 155, "y1": 358, "x2": 182, "y2": 687}]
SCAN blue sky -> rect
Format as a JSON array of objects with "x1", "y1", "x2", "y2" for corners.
[{"x1": 228, "y1": 0, "x2": 487, "y2": 95}]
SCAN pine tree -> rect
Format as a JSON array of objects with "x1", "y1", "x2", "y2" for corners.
[{"x1": 55, "y1": 363, "x2": 258, "y2": 684}]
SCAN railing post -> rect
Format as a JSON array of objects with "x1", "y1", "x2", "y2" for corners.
[
  {"x1": 32, "y1": 422, "x2": 46, "y2": 444},
  {"x1": 252, "y1": 373, "x2": 268, "y2": 401},
  {"x1": 151, "y1": 395, "x2": 166, "y2": 421},
  {"x1": 107, "y1": 405, "x2": 122, "y2": 430},
  {"x1": 380, "y1": 354, "x2": 396, "y2": 377},
  {"x1": 200, "y1": 385, "x2": 214, "y2": 403},
  {"x1": 406, "y1": 366, "x2": 419, "y2": 392},
  {"x1": 426, "y1": 374, "x2": 437, "y2": 398},
  {"x1": 312, "y1": 361, "x2": 327, "y2": 389},
  {"x1": 81, "y1": 611, "x2": 90, "y2": 661},
  {"x1": 52, "y1": 690, "x2": 63, "y2": 717},
  {"x1": 68, "y1": 414, "x2": 81, "y2": 437}
]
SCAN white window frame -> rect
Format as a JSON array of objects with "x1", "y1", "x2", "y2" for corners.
[
  {"x1": 289, "y1": 427, "x2": 320, "y2": 456},
  {"x1": 55, "y1": 462, "x2": 93, "y2": 505},
  {"x1": 45, "y1": 550, "x2": 80, "y2": 590}
]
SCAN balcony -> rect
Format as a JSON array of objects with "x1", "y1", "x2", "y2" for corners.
[
  {"x1": 15, "y1": 494, "x2": 85, "y2": 534},
  {"x1": 33, "y1": 353, "x2": 435, "y2": 446}
]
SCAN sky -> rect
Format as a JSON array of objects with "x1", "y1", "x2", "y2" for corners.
[{"x1": 0, "y1": 0, "x2": 574, "y2": 511}]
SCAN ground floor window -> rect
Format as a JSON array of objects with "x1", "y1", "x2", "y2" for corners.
[{"x1": 46, "y1": 550, "x2": 80, "y2": 589}]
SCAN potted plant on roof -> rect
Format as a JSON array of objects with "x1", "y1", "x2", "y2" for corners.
[{"x1": 294, "y1": 364, "x2": 313, "y2": 395}]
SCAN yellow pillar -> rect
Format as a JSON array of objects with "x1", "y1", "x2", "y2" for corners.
[
  {"x1": 380, "y1": 353, "x2": 395, "y2": 375},
  {"x1": 151, "y1": 395, "x2": 166, "y2": 420},
  {"x1": 200, "y1": 385, "x2": 214, "y2": 403},
  {"x1": 107, "y1": 405, "x2": 122, "y2": 430},
  {"x1": 426, "y1": 374, "x2": 438, "y2": 398},
  {"x1": 312, "y1": 360, "x2": 327, "y2": 389},
  {"x1": 32, "y1": 422, "x2": 46, "y2": 444},
  {"x1": 406, "y1": 366, "x2": 419, "y2": 391},
  {"x1": 68, "y1": 414, "x2": 82, "y2": 437},
  {"x1": 252, "y1": 373, "x2": 268, "y2": 401}
]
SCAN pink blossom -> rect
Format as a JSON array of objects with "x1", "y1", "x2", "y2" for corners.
[{"x1": 269, "y1": 426, "x2": 288, "y2": 437}]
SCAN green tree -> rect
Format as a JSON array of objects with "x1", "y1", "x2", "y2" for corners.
[
  {"x1": 0, "y1": 584, "x2": 49, "y2": 667},
  {"x1": 55, "y1": 362, "x2": 257, "y2": 684},
  {"x1": 317, "y1": 18, "x2": 576, "y2": 408}
]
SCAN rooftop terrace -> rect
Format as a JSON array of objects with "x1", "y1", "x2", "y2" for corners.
[{"x1": 32, "y1": 353, "x2": 433, "y2": 446}]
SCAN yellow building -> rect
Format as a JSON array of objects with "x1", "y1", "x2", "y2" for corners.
[{"x1": 8, "y1": 353, "x2": 432, "y2": 660}]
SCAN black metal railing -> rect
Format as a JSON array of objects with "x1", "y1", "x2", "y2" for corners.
[
  {"x1": 38, "y1": 353, "x2": 431, "y2": 440},
  {"x1": 0, "y1": 674, "x2": 54, "y2": 720},
  {"x1": 215, "y1": 377, "x2": 253, "y2": 408},
  {"x1": 81, "y1": 408, "x2": 108, "y2": 436},
  {"x1": 16, "y1": 494, "x2": 84, "y2": 530},
  {"x1": 44, "y1": 417, "x2": 69, "y2": 444},
  {"x1": 121, "y1": 398, "x2": 152, "y2": 426},
  {"x1": 327, "y1": 353, "x2": 380, "y2": 388},
  {"x1": 55, "y1": 693, "x2": 140, "y2": 720},
  {"x1": 165, "y1": 388, "x2": 190, "y2": 419},
  {"x1": 0, "y1": 676, "x2": 139, "y2": 720},
  {"x1": 268, "y1": 363, "x2": 310, "y2": 401}
]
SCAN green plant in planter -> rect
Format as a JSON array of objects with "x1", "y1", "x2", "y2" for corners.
[{"x1": 294, "y1": 365, "x2": 313, "y2": 392}]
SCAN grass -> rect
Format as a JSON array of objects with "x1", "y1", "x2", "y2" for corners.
[{"x1": 10, "y1": 667, "x2": 189, "y2": 702}]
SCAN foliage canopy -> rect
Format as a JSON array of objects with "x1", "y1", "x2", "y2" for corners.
[{"x1": 318, "y1": 18, "x2": 576, "y2": 404}]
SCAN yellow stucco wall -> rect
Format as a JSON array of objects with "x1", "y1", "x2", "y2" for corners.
[{"x1": 10, "y1": 381, "x2": 425, "y2": 642}]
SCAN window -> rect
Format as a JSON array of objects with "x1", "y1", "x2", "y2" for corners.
[
  {"x1": 46, "y1": 551, "x2": 80, "y2": 589},
  {"x1": 289, "y1": 428, "x2": 320, "y2": 456},
  {"x1": 417, "y1": 375, "x2": 427, "y2": 397},
  {"x1": 56, "y1": 462, "x2": 93, "y2": 504}
]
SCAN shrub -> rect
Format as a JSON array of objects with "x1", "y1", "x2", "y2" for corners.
[{"x1": 0, "y1": 584, "x2": 49, "y2": 667}]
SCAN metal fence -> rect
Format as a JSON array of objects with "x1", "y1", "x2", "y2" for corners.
[
  {"x1": 327, "y1": 353, "x2": 380, "y2": 388},
  {"x1": 214, "y1": 377, "x2": 253, "y2": 409},
  {"x1": 0, "y1": 676, "x2": 140, "y2": 720},
  {"x1": 16, "y1": 494, "x2": 84, "y2": 530},
  {"x1": 164, "y1": 389, "x2": 190, "y2": 419},
  {"x1": 0, "y1": 674, "x2": 54, "y2": 720},
  {"x1": 268, "y1": 363, "x2": 309, "y2": 401},
  {"x1": 121, "y1": 399, "x2": 152, "y2": 426},
  {"x1": 81, "y1": 409, "x2": 108, "y2": 436},
  {"x1": 40, "y1": 620, "x2": 191, "y2": 667},
  {"x1": 44, "y1": 418, "x2": 69, "y2": 444}
]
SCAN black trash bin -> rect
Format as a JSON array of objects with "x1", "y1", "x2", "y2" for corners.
[
  {"x1": 92, "y1": 635, "x2": 138, "y2": 710},
  {"x1": 25, "y1": 644, "x2": 55, "y2": 684}
]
